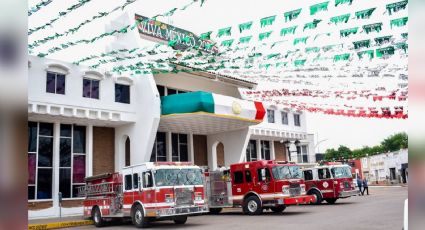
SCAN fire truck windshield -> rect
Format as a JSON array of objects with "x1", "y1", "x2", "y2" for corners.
[
  {"x1": 330, "y1": 166, "x2": 352, "y2": 178},
  {"x1": 272, "y1": 166, "x2": 303, "y2": 180},
  {"x1": 153, "y1": 168, "x2": 203, "y2": 186}
]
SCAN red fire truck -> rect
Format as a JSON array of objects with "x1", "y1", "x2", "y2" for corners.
[
  {"x1": 205, "y1": 160, "x2": 316, "y2": 215},
  {"x1": 78, "y1": 162, "x2": 208, "y2": 228},
  {"x1": 301, "y1": 162, "x2": 359, "y2": 205}
]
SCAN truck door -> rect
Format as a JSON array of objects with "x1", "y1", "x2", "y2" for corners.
[
  {"x1": 255, "y1": 167, "x2": 274, "y2": 198},
  {"x1": 317, "y1": 168, "x2": 334, "y2": 198},
  {"x1": 142, "y1": 171, "x2": 156, "y2": 204},
  {"x1": 231, "y1": 170, "x2": 245, "y2": 204}
]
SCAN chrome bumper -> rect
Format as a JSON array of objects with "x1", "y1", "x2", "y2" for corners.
[
  {"x1": 155, "y1": 205, "x2": 208, "y2": 217},
  {"x1": 339, "y1": 190, "x2": 360, "y2": 198}
]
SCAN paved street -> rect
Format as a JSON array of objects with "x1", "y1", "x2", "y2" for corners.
[{"x1": 70, "y1": 187, "x2": 407, "y2": 230}]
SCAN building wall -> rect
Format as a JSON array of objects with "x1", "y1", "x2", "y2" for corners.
[
  {"x1": 361, "y1": 149, "x2": 408, "y2": 184},
  {"x1": 274, "y1": 141, "x2": 287, "y2": 161},
  {"x1": 93, "y1": 127, "x2": 115, "y2": 175}
]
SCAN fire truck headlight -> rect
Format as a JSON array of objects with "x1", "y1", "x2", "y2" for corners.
[
  {"x1": 282, "y1": 185, "x2": 290, "y2": 195},
  {"x1": 300, "y1": 184, "x2": 306, "y2": 195},
  {"x1": 165, "y1": 194, "x2": 174, "y2": 203},
  {"x1": 194, "y1": 192, "x2": 203, "y2": 201}
]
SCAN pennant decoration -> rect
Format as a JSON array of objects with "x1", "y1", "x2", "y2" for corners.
[
  {"x1": 335, "y1": 0, "x2": 353, "y2": 7},
  {"x1": 363, "y1": 23, "x2": 383, "y2": 34},
  {"x1": 355, "y1": 8, "x2": 376, "y2": 19},
  {"x1": 294, "y1": 59, "x2": 307, "y2": 66},
  {"x1": 221, "y1": 39, "x2": 234, "y2": 47},
  {"x1": 294, "y1": 36, "x2": 309, "y2": 45},
  {"x1": 280, "y1": 26, "x2": 297, "y2": 36},
  {"x1": 310, "y1": 2, "x2": 329, "y2": 15},
  {"x1": 374, "y1": 36, "x2": 392, "y2": 45},
  {"x1": 334, "y1": 53, "x2": 350, "y2": 62},
  {"x1": 239, "y1": 21, "x2": 253, "y2": 33},
  {"x1": 284, "y1": 9, "x2": 302, "y2": 22},
  {"x1": 239, "y1": 36, "x2": 252, "y2": 44},
  {"x1": 28, "y1": 0, "x2": 53, "y2": 16},
  {"x1": 217, "y1": 27, "x2": 232, "y2": 37},
  {"x1": 260, "y1": 16, "x2": 276, "y2": 27},
  {"x1": 304, "y1": 19, "x2": 322, "y2": 31},
  {"x1": 395, "y1": 42, "x2": 408, "y2": 53},
  {"x1": 258, "y1": 31, "x2": 272, "y2": 41},
  {"x1": 200, "y1": 31, "x2": 212, "y2": 40},
  {"x1": 376, "y1": 46, "x2": 395, "y2": 58},
  {"x1": 305, "y1": 47, "x2": 320, "y2": 53},
  {"x1": 330, "y1": 14, "x2": 350, "y2": 24},
  {"x1": 390, "y1": 17, "x2": 408, "y2": 28},
  {"x1": 386, "y1": 0, "x2": 408, "y2": 15},
  {"x1": 340, "y1": 27, "x2": 358, "y2": 37},
  {"x1": 357, "y1": 50, "x2": 374, "y2": 60},
  {"x1": 353, "y1": 40, "x2": 371, "y2": 49}
]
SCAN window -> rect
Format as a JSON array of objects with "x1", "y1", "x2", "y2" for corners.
[
  {"x1": 28, "y1": 122, "x2": 53, "y2": 200},
  {"x1": 171, "y1": 133, "x2": 188, "y2": 162},
  {"x1": 167, "y1": 88, "x2": 177, "y2": 95},
  {"x1": 246, "y1": 140, "x2": 257, "y2": 162},
  {"x1": 115, "y1": 83, "x2": 130, "y2": 104},
  {"x1": 46, "y1": 72, "x2": 65, "y2": 94},
  {"x1": 59, "y1": 124, "x2": 86, "y2": 198},
  {"x1": 302, "y1": 146, "x2": 308, "y2": 163},
  {"x1": 257, "y1": 168, "x2": 271, "y2": 182},
  {"x1": 125, "y1": 175, "x2": 132, "y2": 190},
  {"x1": 318, "y1": 168, "x2": 331, "y2": 179},
  {"x1": 304, "y1": 170, "x2": 313, "y2": 181},
  {"x1": 390, "y1": 168, "x2": 396, "y2": 180},
  {"x1": 233, "y1": 171, "x2": 244, "y2": 184},
  {"x1": 133, "y1": 173, "x2": 139, "y2": 189},
  {"x1": 150, "y1": 132, "x2": 167, "y2": 162},
  {"x1": 260, "y1": 140, "x2": 271, "y2": 160},
  {"x1": 82, "y1": 78, "x2": 99, "y2": 99},
  {"x1": 267, "y1": 109, "x2": 275, "y2": 123},
  {"x1": 143, "y1": 171, "x2": 153, "y2": 188},
  {"x1": 281, "y1": 112, "x2": 288, "y2": 125},
  {"x1": 245, "y1": 170, "x2": 252, "y2": 183},
  {"x1": 294, "y1": 114, "x2": 301, "y2": 126},
  {"x1": 157, "y1": 85, "x2": 165, "y2": 97}
]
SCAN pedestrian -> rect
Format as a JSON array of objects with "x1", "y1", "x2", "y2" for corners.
[
  {"x1": 357, "y1": 176, "x2": 363, "y2": 196},
  {"x1": 362, "y1": 178, "x2": 369, "y2": 195}
]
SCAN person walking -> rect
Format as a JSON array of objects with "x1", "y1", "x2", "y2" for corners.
[
  {"x1": 357, "y1": 176, "x2": 363, "y2": 196},
  {"x1": 362, "y1": 178, "x2": 369, "y2": 195}
]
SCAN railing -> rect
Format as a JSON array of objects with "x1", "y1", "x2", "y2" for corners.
[{"x1": 77, "y1": 183, "x2": 123, "y2": 197}]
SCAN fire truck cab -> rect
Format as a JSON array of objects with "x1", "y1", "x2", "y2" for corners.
[
  {"x1": 80, "y1": 162, "x2": 207, "y2": 228},
  {"x1": 205, "y1": 160, "x2": 316, "y2": 215},
  {"x1": 301, "y1": 163, "x2": 359, "y2": 205}
]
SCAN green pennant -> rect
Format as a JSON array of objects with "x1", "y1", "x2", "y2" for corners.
[
  {"x1": 340, "y1": 27, "x2": 358, "y2": 37},
  {"x1": 305, "y1": 47, "x2": 320, "y2": 53},
  {"x1": 284, "y1": 9, "x2": 302, "y2": 22},
  {"x1": 280, "y1": 26, "x2": 297, "y2": 36},
  {"x1": 390, "y1": 17, "x2": 408, "y2": 28},
  {"x1": 374, "y1": 36, "x2": 392, "y2": 45},
  {"x1": 401, "y1": 33, "x2": 408, "y2": 39},
  {"x1": 363, "y1": 23, "x2": 383, "y2": 34},
  {"x1": 239, "y1": 21, "x2": 253, "y2": 33},
  {"x1": 221, "y1": 39, "x2": 234, "y2": 47},
  {"x1": 259, "y1": 63, "x2": 272, "y2": 69},
  {"x1": 217, "y1": 27, "x2": 231, "y2": 37},
  {"x1": 353, "y1": 40, "x2": 371, "y2": 49},
  {"x1": 310, "y1": 2, "x2": 329, "y2": 15},
  {"x1": 304, "y1": 19, "x2": 322, "y2": 31},
  {"x1": 355, "y1": 8, "x2": 376, "y2": 19},
  {"x1": 376, "y1": 46, "x2": 395, "y2": 58},
  {"x1": 335, "y1": 0, "x2": 353, "y2": 6},
  {"x1": 386, "y1": 0, "x2": 408, "y2": 15},
  {"x1": 395, "y1": 42, "x2": 408, "y2": 53},
  {"x1": 200, "y1": 31, "x2": 212, "y2": 40},
  {"x1": 259, "y1": 31, "x2": 272, "y2": 41},
  {"x1": 266, "y1": 53, "x2": 280, "y2": 59},
  {"x1": 330, "y1": 14, "x2": 350, "y2": 24},
  {"x1": 260, "y1": 16, "x2": 276, "y2": 27},
  {"x1": 294, "y1": 59, "x2": 307, "y2": 66},
  {"x1": 357, "y1": 50, "x2": 374, "y2": 60},
  {"x1": 276, "y1": 62, "x2": 288, "y2": 68},
  {"x1": 334, "y1": 53, "x2": 350, "y2": 61},
  {"x1": 294, "y1": 36, "x2": 309, "y2": 45},
  {"x1": 239, "y1": 36, "x2": 252, "y2": 44}
]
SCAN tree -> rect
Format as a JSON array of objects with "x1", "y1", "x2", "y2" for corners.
[
  {"x1": 337, "y1": 145, "x2": 352, "y2": 159},
  {"x1": 381, "y1": 132, "x2": 408, "y2": 152},
  {"x1": 324, "y1": 145, "x2": 353, "y2": 161}
]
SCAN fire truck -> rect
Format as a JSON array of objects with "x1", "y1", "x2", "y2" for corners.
[
  {"x1": 301, "y1": 162, "x2": 359, "y2": 205},
  {"x1": 205, "y1": 160, "x2": 316, "y2": 215},
  {"x1": 78, "y1": 162, "x2": 208, "y2": 228}
]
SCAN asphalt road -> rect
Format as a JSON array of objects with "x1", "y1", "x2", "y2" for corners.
[{"x1": 70, "y1": 186, "x2": 407, "y2": 230}]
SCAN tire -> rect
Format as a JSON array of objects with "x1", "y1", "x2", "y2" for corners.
[
  {"x1": 209, "y1": 208, "x2": 223, "y2": 215},
  {"x1": 270, "y1": 205, "x2": 286, "y2": 213},
  {"x1": 243, "y1": 196, "x2": 263, "y2": 215},
  {"x1": 325, "y1": 198, "x2": 338, "y2": 204},
  {"x1": 174, "y1": 216, "x2": 188, "y2": 225},
  {"x1": 132, "y1": 204, "x2": 149, "y2": 228},
  {"x1": 309, "y1": 190, "x2": 323, "y2": 205},
  {"x1": 92, "y1": 206, "x2": 104, "y2": 227}
]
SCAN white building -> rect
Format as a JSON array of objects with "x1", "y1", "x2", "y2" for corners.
[
  {"x1": 361, "y1": 149, "x2": 408, "y2": 185},
  {"x1": 27, "y1": 11, "x2": 314, "y2": 219}
]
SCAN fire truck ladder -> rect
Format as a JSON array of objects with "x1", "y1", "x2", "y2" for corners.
[{"x1": 77, "y1": 182, "x2": 123, "y2": 197}]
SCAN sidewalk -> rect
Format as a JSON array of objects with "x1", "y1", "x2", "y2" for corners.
[{"x1": 28, "y1": 216, "x2": 93, "y2": 230}]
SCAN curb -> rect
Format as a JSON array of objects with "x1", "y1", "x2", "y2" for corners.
[{"x1": 28, "y1": 220, "x2": 94, "y2": 230}]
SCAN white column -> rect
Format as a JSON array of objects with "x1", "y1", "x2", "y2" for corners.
[
  {"x1": 52, "y1": 122, "x2": 60, "y2": 215},
  {"x1": 188, "y1": 133, "x2": 194, "y2": 163},
  {"x1": 87, "y1": 125, "x2": 93, "y2": 176},
  {"x1": 166, "y1": 132, "x2": 172, "y2": 161},
  {"x1": 256, "y1": 139, "x2": 261, "y2": 160},
  {"x1": 270, "y1": 141, "x2": 276, "y2": 160}
]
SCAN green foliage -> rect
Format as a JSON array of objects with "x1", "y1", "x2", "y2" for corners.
[{"x1": 381, "y1": 132, "x2": 408, "y2": 152}]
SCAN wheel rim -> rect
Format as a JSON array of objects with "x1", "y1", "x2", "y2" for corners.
[
  {"x1": 94, "y1": 210, "x2": 100, "y2": 223},
  {"x1": 247, "y1": 200, "x2": 258, "y2": 213},
  {"x1": 135, "y1": 209, "x2": 143, "y2": 224}
]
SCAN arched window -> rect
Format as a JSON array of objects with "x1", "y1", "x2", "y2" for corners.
[{"x1": 125, "y1": 137, "x2": 130, "y2": 166}]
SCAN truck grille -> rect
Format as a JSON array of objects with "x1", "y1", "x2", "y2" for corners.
[
  {"x1": 289, "y1": 183, "x2": 301, "y2": 197},
  {"x1": 175, "y1": 188, "x2": 194, "y2": 206}
]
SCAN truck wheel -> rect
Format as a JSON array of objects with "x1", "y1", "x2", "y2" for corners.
[
  {"x1": 209, "y1": 208, "x2": 222, "y2": 215},
  {"x1": 325, "y1": 198, "x2": 338, "y2": 204},
  {"x1": 270, "y1": 205, "x2": 286, "y2": 213},
  {"x1": 174, "y1": 216, "x2": 187, "y2": 224},
  {"x1": 132, "y1": 204, "x2": 149, "y2": 228},
  {"x1": 92, "y1": 206, "x2": 104, "y2": 227},
  {"x1": 243, "y1": 196, "x2": 263, "y2": 215},
  {"x1": 310, "y1": 190, "x2": 323, "y2": 205}
]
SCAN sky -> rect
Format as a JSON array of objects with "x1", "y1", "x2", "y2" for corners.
[{"x1": 28, "y1": 0, "x2": 408, "y2": 152}]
